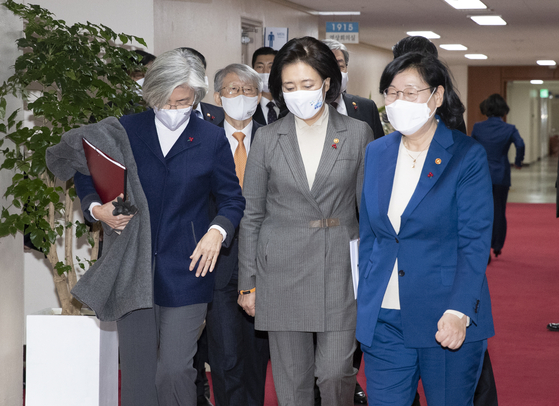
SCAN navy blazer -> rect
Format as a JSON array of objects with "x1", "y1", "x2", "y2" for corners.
[
  {"x1": 200, "y1": 102, "x2": 225, "y2": 126},
  {"x1": 357, "y1": 120, "x2": 494, "y2": 348},
  {"x1": 471, "y1": 116, "x2": 525, "y2": 186},
  {"x1": 74, "y1": 110, "x2": 245, "y2": 307},
  {"x1": 343, "y1": 93, "x2": 385, "y2": 140},
  {"x1": 211, "y1": 120, "x2": 263, "y2": 290}
]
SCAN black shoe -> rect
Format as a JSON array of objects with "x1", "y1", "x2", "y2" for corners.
[
  {"x1": 197, "y1": 395, "x2": 213, "y2": 406},
  {"x1": 493, "y1": 249, "x2": 501, "y2": 257},
  {"x1": 547, "y1": 323, "x2": 559, "y2": 331},
  {"x1": 314, "y1": 382, "x2": 321, "y2": 406},
  {"x1": 354, "y1": 382, "x2": 367, "y2": 405}
]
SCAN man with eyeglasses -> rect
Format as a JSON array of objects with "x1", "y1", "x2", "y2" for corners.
[
  {"x1": 197, "y1": 63, "x2": 270, "y2": 406},
  {"x1": 322, "y1": 39, "x2": 385, "y2": 141}
]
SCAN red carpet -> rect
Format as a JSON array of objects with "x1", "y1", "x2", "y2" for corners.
[
  {"x1": 484, "y1": 203, "x2": 559, "y2": 406},
  {"x1": 113, "y1": 203, "x2": 559, "y2": 405}
]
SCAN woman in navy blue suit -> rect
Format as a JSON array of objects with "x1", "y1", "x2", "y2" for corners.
[
  {"x1": 357, "y1": 53, "x2": 494, "y2": 406},
  {"x1": 472, "y1": 94, "x2": 525, "y2": 259},
  {"x1": 74, "y1": 49, "x2": 245, "y2": 406}
]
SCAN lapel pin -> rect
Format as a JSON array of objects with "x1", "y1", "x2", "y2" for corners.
[
  {"x1": 428, "y1": 172, "x2": 434, "y2": 178},
  {"x1": 188, "y1": 137, "x2": 194, "y2": 142},
  {"x1": 435, "y1": 158, "x2": 442, "y2": 165},
  {"x1": 332, "y1": 138, "x2": 339, "y2": 149},
  {"x1": 334, "y1": 138, "x2": 339, "y2": 143},
  {"x1": 332, "y1": 144, "x2": 337, "y2": 149},
  {"x1": 352, "y1": 102, "x2": 357, "y2": 111},
  {"x1": 206, "y1": 113, "x2": 211, "y2": 117}
]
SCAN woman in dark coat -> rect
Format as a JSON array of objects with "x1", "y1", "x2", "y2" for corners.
[
  {"x1": 472, "y1": 93, "x2": 525, "y2": 258},
  {"x1": 73, "y1": 48, "x2": 245, "y2": 406}
]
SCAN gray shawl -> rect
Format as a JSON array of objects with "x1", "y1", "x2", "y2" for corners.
[{"x1": 46, "y1": 117, "x2": 152, "y2": 321}]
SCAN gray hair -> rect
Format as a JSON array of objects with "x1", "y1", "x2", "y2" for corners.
[
  {"x1": 322, "y1": 39, "x2": 350, "y2": 66},
  {"x1": 142, "y1": 48, "x2": 208, "y2": 108},
  {"x1": 214, "y1": 63, "x2": 263, "y2": 94}
]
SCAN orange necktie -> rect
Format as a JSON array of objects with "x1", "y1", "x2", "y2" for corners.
[{"x1": 232, "y1": 132, "x2": 247, "y2": 188}]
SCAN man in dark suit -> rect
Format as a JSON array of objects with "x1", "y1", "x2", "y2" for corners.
[
  {"x1": 251, "y1": 47, "x2": 287, "y2": 125},
  {"x1": 201, "y1": 63, "x2": 270, "y2": 406},
  {"x1": 322, "y1": 39, "x2": 385, "y2": 141}
]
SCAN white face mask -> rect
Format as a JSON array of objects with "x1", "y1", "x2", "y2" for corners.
[
  {"x1": 283, "y1": 82, "x2": 325, "y2": 120},
  {"x1": 259, "y1": 73, "x2": 270, "y2": 93},
  {"x1": 221, "y1": 95, "x2": 259, "y2": 121},
  {"x1": 154, "y1": 106, "x2": 192, "y2": 131},
  {"x1": 386, "y1": 89, "x2": 436, "y2": 135},
  {"x1": 340, "y1": 71, "x2": 349, "y2": 93}
]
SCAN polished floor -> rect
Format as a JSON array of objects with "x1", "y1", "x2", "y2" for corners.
[{"x1": 508, "y1": 155, "x2": 558, "y2": 204}]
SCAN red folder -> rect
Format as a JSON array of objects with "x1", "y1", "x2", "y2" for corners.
[{"x1": 82, "y1": 137, "x2": 127, "y2": 204}]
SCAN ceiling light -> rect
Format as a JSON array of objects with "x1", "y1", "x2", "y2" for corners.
[
  {"x1": 406, "y1": 31, "x2": 440, "y2": 39},
  {"x1": 465, "y1": 54, "x2": 488, "y2": 59},
  {"x1": 531, "y1": 80, "x2": 544, "y2": 85},
  {"x1": 314, "y1": 11, "x2": 361, "y2": 16},
  {"x1": 440, "y1": 44, "x2": 468, "y2": 51},
  {"x1": 537, "y1": 60, "x2": 556, "y2": 66},
  {"x1": 470, "y1": 16, "x2": 507, "y2": 25},
  {"x1": 443, "y1": 0, "x2": 487, "y2": 9}
]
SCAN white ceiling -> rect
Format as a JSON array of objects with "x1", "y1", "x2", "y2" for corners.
[{"x1": 286, "y1": 0, "x2": 559, "y2": 67}]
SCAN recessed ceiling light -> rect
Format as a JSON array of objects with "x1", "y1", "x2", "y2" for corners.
[
  {"x1": 406, "y1": 31, "x2": 441, "y2": 39},
  {"x1": 440, "y1": 44, "x2": 468, "y2": 51},
  {"x1": 531, "y1": 80, "x2": 544, "y2": 85},
  {"x1": 465, "y1": 54, "x2": 488, "y2": 59},
  {"x1": 314, "y1": 11, "x2": 361, "y2": 16},
  {"x1": 537, "y1": 60, "x2": 556, "y2": 66},
  {"x1": 443, "y1": 0, "x2": 487, "y2": 9},
  {"x1": 470, "y1": 16, "x2": 507, "y2": 25}
]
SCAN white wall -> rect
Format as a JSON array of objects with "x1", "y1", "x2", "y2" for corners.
[
  {"x1": 344, "y1": 43, "x2": 393, "y2": 107},
  {"x1": 23, "y1": 0, "x2": 155, "y2": 52},
  {"x1": 507, "y1": 82, "x2": 539, "y2": 164},
  {"x1": 0, "y1": 6, "x2": 24, "y2": 406},
  {"x1": 153, "y1": 0, "x2": 319, "y2": 103}
]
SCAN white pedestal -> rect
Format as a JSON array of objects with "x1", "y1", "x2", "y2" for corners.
[{"x1": 26, "y1": 308, "x2": 119, "y2": 406}]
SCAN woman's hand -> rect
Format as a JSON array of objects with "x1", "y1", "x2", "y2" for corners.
[
  {"x1": 189, "y1": 228, "x2": 222, "y2": 277},
  {"x1": 238, "y1": 291, "x2": 256, "y2": 317},
  {"x1": 435, "y1": 313, "x2": 468, "y2": 350},
  {"x1": 91, "y1": 194, "x2": 134, "y2": 231}
]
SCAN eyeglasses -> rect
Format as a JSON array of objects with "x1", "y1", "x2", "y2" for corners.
[
  {"x1": 163, "y1": 100, "x2": 193, "y2": 109},
  {"x1": 383, "y1": 87, "x2": 432, "y2": 103},
  {"x1": 221, "y1": 85, "x2": 258, "y2": 97}
]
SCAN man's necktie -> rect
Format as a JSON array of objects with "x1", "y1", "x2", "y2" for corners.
[
  {"x1": 331, "y1": 101, "x2": 338, "y2": 110},
  {"x1": 267, "y1": 101, "x2": 278, "y2": 124},
  {"x1": 232, "y1": 132, "x2": 247, "y2": 188}
]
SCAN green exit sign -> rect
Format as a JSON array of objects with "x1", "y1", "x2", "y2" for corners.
[{"x1": 540, "y1": 89, "x2": 549, "y2": 98}]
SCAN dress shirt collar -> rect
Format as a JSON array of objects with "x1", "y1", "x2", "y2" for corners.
[{"x1": 224, "y1": 118, "x2": 252, "y2": 139}]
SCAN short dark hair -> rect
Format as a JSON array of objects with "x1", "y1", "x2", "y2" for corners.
[
  {"x1": 392, "y1": 36, "x2": 438, "y2": 59},
  {"x1": 179, "y1": 47, "x2": 206, "y2": 69},
  {"x1": 269, "y1": 36, "x2": 341, "y2": 107},
  {"x1": 133, "y1": 50, "x2": 156, "y2": 66},
  {"x1": 480, "y1": 93, "x2": 509, "y2": 117},
  {"x1": 251, "y1": 47, "x2": 278, "y2": 68},
  {"x1": 379, "y1": 52, "x2": 464, "y2": 129}
]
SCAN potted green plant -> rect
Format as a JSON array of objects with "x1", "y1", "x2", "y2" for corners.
[
  {"x1": 0, "y1": 2, "x2": 147, "y2": 403},
  {"x1": 0, "y1": 0, "x2": 146, "y2": 315}
]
